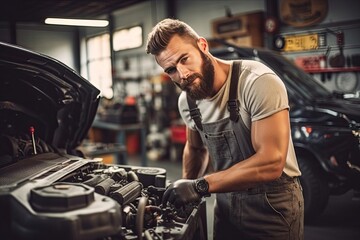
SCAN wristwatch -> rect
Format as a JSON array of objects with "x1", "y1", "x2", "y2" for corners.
[{"x1": 194, "y1": 177, "x2": 210, "y2": 197}]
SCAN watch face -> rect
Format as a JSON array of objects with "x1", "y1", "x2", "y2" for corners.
[
  {"x1": 198, "y1": 181, "x2": 206, "y2": 192},
  {"x1": 196, "y1": 178, "x2": 209, "y2": 194}
]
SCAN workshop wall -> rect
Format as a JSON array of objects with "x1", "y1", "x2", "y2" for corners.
[
  {"x1": 0, "y1": 23, "x2": 79, "y2": 71},
  {"x1": 0, "y1": 0, "x2": 359, "y2": 96},
  {"x1": 174, "y1": 0, "x2": 266, "y2": 38},
  {"x1": 274, "y1": 0, "x2": 360, "y2": 94},
  {"x1": 103, "y1": 0, "x2": 360, "y2": 95},
  {"x1": 78, "y1": 0, "x2": 167, "y2": 99}
]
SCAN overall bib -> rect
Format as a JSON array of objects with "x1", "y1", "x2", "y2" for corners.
[{"x1": 187, "y1": 61, "x2": 304, "y2": 240}]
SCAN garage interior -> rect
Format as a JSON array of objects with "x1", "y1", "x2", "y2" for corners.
[{"x1": 0, "y1": 0, "x2": 359, "y2": 239}]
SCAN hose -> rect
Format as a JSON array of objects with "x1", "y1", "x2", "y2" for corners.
[{"x1": 136, "y1": 196, "x2": 148, "y2": 240}]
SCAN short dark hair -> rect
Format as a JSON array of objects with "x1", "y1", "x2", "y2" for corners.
[{"x1": 146, "y1": 18, "x2": 199, "y2": 55}]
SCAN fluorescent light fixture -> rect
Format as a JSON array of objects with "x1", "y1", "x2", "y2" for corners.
[{"x1": 45, "y1": 18, "x2": 109, "y2": 27}]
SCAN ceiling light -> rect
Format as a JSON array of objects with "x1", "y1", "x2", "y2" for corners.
[{"x1": 45, "y1": 18, "x2": 109, "y2": 27}]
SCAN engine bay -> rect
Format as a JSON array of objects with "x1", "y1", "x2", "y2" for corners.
[{"x1": 0, "y1": 150, "x2": 207, "y2": 240}]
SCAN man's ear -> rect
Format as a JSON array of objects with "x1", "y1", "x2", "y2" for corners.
[{"x1": 197, "y1": 37, "x2": 209, "y2": 52}]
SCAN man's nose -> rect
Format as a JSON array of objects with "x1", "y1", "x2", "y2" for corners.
[{"x1": 177, "y1": 65, "x2": 189, "y2": 80}]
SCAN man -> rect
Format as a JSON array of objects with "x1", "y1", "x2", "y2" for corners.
[{"x1": 146, "y1": 18, "x2": 304, "y2": 240}]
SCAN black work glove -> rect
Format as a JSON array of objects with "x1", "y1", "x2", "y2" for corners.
[{"x1": 162, "y1": 179, "x2": 200, "y2": 208}]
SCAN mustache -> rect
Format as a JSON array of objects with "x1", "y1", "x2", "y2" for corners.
[{"x1": 178, "y1": 73, "x2": 202, "y2": 89}]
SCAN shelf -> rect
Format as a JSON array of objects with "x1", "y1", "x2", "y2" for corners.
[
  {"x1": 304, "y1": 67, "x2": 360, "y2": 73},
  {"x1": 91, "y1": 119, "x2": 147, "y2": 166}
]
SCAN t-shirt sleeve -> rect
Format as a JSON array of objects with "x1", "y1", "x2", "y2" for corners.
[
  {"x1": 178, "y1": 92, "x2": 197, "y2": 130},
  {"x1": 244, "y1": 73, "x2": 289, "y2": 122}
]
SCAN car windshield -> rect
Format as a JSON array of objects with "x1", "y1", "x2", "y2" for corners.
[{"x1": 257, "y1": 50, "x2": 332, "y2": 100}]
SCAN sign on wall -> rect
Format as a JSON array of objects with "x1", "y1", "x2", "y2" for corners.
[{"x1": 280, "y1": 0, "x2": 328, "y2": 27}]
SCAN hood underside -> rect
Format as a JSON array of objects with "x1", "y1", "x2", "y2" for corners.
[{"x1": 0, "y1": 42, "x2": 100, "y2": 154}]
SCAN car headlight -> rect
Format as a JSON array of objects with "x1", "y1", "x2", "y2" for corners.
[{"x1": 292, "y1": 125, "x2": 351, "y2": 142}]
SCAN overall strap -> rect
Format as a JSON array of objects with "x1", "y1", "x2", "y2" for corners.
[
  {"x1": 228, "y1": 60, "x2": 241, "y2": 122},
  {"x1": 186, "y1": 60, "x2": 242, "y2": 130},
  {"x1": 187, "y1": 94, "x2": 203, "y2": 131},
  {"x1": 229, "y1": 60, "x2": 256, "y2": 158}
]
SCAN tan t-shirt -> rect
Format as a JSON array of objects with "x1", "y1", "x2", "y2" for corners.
[{"x1": 178, "y1": 60, "x2": 301, "y2": 177}]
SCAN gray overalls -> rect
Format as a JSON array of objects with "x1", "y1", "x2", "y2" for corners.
[{"x1": 187, "y1": 61, "x2": 304, "y2": 240}]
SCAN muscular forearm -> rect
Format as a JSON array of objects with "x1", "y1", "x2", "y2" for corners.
[
  {"x1": 205, "y1": 150, "x2": 284, "y2": 193},
  {"x1": 182, "y1": 142, "x2": 209, "y2": 179}
]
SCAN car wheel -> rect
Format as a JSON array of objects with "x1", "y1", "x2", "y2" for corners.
[{"x1": 298, "y1": 155, "x2": 329, "y2": 222}]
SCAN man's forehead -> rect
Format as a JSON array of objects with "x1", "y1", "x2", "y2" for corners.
[
  {"x1": 155, "y1": 49, "x2": 179, "y2": 69},
  {"x1": 157, "y1": 36, "x2": 196, "y2": 60}
]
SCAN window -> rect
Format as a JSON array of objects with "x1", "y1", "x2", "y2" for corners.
[
  {"x1": 113, "y1": 25, "x2": 143, "y2": 51},
  {"x1": 86, "y1": 33, "x2": 113, "y2": 99}
]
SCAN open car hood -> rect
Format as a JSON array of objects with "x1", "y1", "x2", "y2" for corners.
[{"x1": 0, "y1": 41, "x2": 100, "y2": 154}]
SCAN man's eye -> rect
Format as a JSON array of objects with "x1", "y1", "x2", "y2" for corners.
[
  {"x1": 166, "y1": 67, "x2": 176, "y2": 75},
  {"x1": 180, "y1": 57, "x2": 188, "y2": 64}
]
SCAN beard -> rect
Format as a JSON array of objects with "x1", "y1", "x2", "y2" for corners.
[{"x1": 179, "y1": 51, "x2": 215, "y2": 100}]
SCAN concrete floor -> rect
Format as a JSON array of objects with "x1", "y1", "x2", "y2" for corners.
[
  {"x1": 128, "y1": 155, "x2": 360, "y2": 240},
  {"x1": 304, "y1": 190, "x2": 360, "y2": 240}
]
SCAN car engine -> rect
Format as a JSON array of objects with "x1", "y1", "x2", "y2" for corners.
[{"x1": 0, "y1": 135, "x2": 207, "y2": 240}]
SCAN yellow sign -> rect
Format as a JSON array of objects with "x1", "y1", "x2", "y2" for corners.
[{"x1": 283, "y1": 34, "x2": 319, "y2": 52}]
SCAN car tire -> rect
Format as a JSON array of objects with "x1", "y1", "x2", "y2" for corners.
[{"x1": 298, "y1": 155, "x2": 329, "y2": 222}]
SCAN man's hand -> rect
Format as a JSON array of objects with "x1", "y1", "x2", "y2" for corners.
[{"x1": 162, "y1": 179, "x2": 200, "y2": 208}]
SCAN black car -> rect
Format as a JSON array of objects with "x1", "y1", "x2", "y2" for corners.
[
  {"x1": 209, "y1": 39, "x2": 360, "y2": 221},
  {"x1": 0, "y1": 42, "x2": 207, "y2": 240}
]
